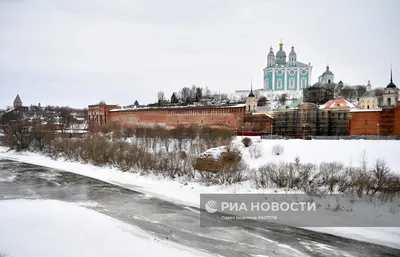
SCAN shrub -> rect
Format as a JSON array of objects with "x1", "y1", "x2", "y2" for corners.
[
  {"x1": 249, "y1": 144, "x2": 263, "y2": 159},
  {"x1": 272, "y1": 144, "x2": 284, "y2": 155},
  {"x1": 242, "y1": 137, "x2": 252, "y2": 147},
  {"x1": 214, "y1": 162, "x2": 248, "y2": 185}
]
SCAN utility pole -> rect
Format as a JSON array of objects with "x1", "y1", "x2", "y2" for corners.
[
  {"x1": 364, "y1": 119, "x2": 367, "y2": 140},
  {"x1": 271, "y1": 124, "x2": 273, "y2": 140},
  {"x1": 377, "y1": 123, "x2": 380, "y2": 141}
]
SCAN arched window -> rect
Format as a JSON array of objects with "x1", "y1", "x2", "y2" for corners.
[
  {"x1": 367, "y1": 105, "x2": 369, "y2": 109},
  {"x1": 277, "y1": 79, "x2": 282, "y2": 89},
  {"x1": 328, "y1": 79, "x2": 331, "y2": 84},
  {"x1": 301, "y1": 78, "x2": 306, "y2": 88},
  {"x1": 290, "y1": 79, "x2": 295, "y2": 90},
  {"x1": 388, "y1": 98, "x2": 392, "y2": 106}
]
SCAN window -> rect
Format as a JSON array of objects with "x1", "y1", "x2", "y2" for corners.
[
  {"x1": 344, "y1": 113, "x2": 347, "y2": 119},
  {"x1": 265, "y1": 79, "x2": 269, "y2": 89},
  {"x1": 290, "y1": 79, "x2": 295, "y2": 90},
  {"x1": 301, "y1": 78, "x2": 306, "y2": 88},
  {"x1": 277, "y1": 79, "x2": 282, "y2": 89},
  {"x1": 338, "y1": 113, "x2": 341, "y2": 120}
]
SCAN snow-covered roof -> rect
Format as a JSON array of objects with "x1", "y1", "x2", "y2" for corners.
[
  {"x1": 199, "y1": 146, "x2": 228, "y2": 160},
  {"x1": 277, "y1": 101, "x2": 302, "y2": 110},
  {"x1": 320, "y1": 99, "x2": 357, "y2": 109},
  {"x1": 255, "y1": 105, "x2": 271, "y2": 112},
  {"x1": 252, "y1": 113, "x2": 274, "y2": 119}
]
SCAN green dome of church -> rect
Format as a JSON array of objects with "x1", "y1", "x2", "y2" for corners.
[{"x1": 276, "y1": 41, "x2": 287, "y2": 65}]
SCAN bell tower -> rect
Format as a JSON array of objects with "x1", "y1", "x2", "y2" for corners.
[{"x1": 245, "y1": 81, "x2": 257, "y2": 113}]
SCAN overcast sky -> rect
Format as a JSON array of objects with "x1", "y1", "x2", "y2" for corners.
[{"x1": 1, "y1": 0, "x2": 399, "y2": 108}]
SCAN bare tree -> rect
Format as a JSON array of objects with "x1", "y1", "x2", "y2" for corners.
[
  {"x1": 157, "y1": 91, "x2": 165, "y2": 104},
  {"x1": 179, "y1": 87, "x2": 191, "y2": 101},
  {"x1": 190, "y1": 85, "x2": 197, "y2": 99},
  {"x1": 279, "y1": 93, "x2": 287, "y2": 105},
  {"x1": 58, "y1": 107, "x2": 73, "y2": 133},
  {"x1": 257, "y1": 96, "x2": 267, "y2": 106},
  {"x1": 204, "y1": 86, "x2": 212, "y2": 97},
  {"x1": 195, "y1": 87, "x2": 203, "y2": 102}
]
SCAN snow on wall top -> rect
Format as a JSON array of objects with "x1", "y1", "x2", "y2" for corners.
[{"x1": 110, "y1": 104, "x2": 246, "y2": 112}]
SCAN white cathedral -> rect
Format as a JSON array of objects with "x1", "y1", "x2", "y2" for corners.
[{"x1": 263, "y1": 41, "x2": 313, "y2": 91}]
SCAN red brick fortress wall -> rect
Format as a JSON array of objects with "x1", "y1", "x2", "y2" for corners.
[
  {"x1": 349, "y1": 108, "x2": 399, "y2": 136},
  {"x1": 395, "y1": 105, "x2": 400, "y2": 135},
  {"x1": 349, "y1": 111, "x2": 381, "y2": 136},
  {"x1": 108, "y1": 105, "x2": 246, "y2": 130}
]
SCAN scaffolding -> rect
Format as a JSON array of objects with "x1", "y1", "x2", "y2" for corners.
[{"x1": 273, "y1": 107, "x2": 351, "y2": 138}]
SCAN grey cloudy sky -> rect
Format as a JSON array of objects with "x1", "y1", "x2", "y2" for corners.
[{"x1": 0, "y1": 0, "x2": 399, "y2": 108}]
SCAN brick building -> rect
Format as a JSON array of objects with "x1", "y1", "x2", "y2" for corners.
[
  {"x1": 238, "y1": 113, "x2": 273, "y2": 134},
  {"x1": 272, "y1": 99, "x2": 356, "y2": 138},
  {"x1": 350, "y1": 69, "x2": 400, "y2": 136},
  {"x1": 13, "y1": 94, "x2": 23, "y2": 108},
  {"x1": 320, "y1": 99, "x2": 356, "y2": 136},
  {"x1": 88, "y1": 103, "x2": 118, "y2": 131},
  {"x1": 349, "y1": 105, "x2": 400, "y2": 136}
]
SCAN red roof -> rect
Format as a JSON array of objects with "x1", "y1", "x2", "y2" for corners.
[{"x1": 320, "y1": 99, "x2": 357, "y2": 109}]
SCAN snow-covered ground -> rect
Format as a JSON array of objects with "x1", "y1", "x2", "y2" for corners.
[
  {"x1": 1, "y1": 139, "x2": 400, "y2": 249},
  {"x1": 0, "y1": 199, "x2": 213, "y2": 257}
]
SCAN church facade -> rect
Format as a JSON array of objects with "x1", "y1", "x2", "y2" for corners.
[{"x1": 263, "y1": 41, "x2": 312, "y2": 91}]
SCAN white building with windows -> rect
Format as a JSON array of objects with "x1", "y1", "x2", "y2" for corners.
[{"x1": 318, "y1": 66, "x2": 335, "y2": 84}]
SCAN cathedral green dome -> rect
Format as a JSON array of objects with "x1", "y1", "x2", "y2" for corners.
[
  {"x1": 276, "y1": 49, "x2": 286, "y2": 59},
  {"x1": 275, "y1": 41, "x2": 286, "y2": 65},
  {"x1": 268, "y1": 46, "x2": 275, "y2": 57}
]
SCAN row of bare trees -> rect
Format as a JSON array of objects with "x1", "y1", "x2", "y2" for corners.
[
  {"x1": 253, "y1": 157, "x2": 400, "y2": 200},
  {"x1": 41, "y1": 125, "x2": 242, "y2": 182}
]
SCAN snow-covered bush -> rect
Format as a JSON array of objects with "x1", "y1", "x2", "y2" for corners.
[
  {"x1": 249, "y1": 144, "x2": 263, "y2": 159},
  {"x1": 272, "y1": 144, "x2": 284, "y2": 155},
  {"x1": 253, "y1": 157, "x2": 400, "y2": 199}
]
